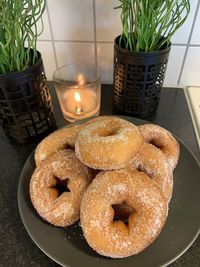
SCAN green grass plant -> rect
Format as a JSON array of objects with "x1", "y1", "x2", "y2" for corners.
[
  {"x1": 0, "y1": 0, "x2": 46, "y2": 74},
  {"x1": 115, "y1": 0, "x2": 190, "y2": 52}
]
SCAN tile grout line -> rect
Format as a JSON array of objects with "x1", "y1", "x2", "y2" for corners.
[
  {"x1": 177, "y1": 1, "x2": 200, "y2": 85},
  {"x1": 37, "y1": 39, "x2": 200, "y2": 48},
  {"x1": 38, "y1": 39, "x2": 96, "y2": 43},
  {"x1": 93, "y1": 0, "x2": 98, "y2": 66},
  {"x1": 45, "y1": 2, "x2": 59, "y2": 70}
]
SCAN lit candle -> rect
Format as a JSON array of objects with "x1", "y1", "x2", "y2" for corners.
[
  {"x1": 53, "y1": 63, "x2": 101, "y2": 122},
  {"x1": 56, "y1": 86, "x2": 100, "y2": 122},
  {"x1": 74, "y1": 91, "x2": 83, "y2": 114}
]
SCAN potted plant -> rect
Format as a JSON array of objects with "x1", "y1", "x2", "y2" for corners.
[
  {"x1": 0, "y1": 0, "x2": 56, "y2": 143},
  {"x1": 113, "y1": 0, "x2": 190, "y2": 119}
]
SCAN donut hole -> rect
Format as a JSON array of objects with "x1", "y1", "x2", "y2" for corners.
[
  {"x1": 52, "y1": 176, "x2": 70, "y2": 197},
  {"x1": 137, "y1": 165, "x2": 145, "y2": 173},
  {"x1": 62, "y1": 144, "x2": 74, "y2": 150},
  {"x1": 149, "y1": 138, "x2": 164, "y2": 149},
  {"x1": 136, "y1": 165, "x2": 154, "y2": 179},
  {"x1": 93, "y1": 127, "x2": 118, "y2": 137},
  {"x1": 112, "y1": 201, "x2": 135, "y2": 226}
]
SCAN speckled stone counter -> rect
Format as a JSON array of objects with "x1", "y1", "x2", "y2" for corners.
[{"x1": 0, "y1": 84, "x2": 199, "y2": 267}]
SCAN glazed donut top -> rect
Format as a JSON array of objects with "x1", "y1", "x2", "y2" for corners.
[{"x1": 75, "y1": 116, "x2": 144, "y2": 170}]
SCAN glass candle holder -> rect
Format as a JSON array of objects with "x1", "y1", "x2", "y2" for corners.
[{"x1": 53, "y1": 63, "x2": 101, "y2": 122}]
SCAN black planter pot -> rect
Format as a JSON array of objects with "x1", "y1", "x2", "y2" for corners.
[
  {"x1": 0, "y1": 51, "x2": 56, "y2": 144},
  {"x1": 113, "y1": 35, "x2": 171, "y2": 119}
]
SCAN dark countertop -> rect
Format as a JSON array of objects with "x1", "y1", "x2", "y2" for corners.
[{"x1": 0, "y1": 83, "x2": 200, "y2": 267}]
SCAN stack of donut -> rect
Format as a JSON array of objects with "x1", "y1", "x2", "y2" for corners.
[{"x1": 30, "y1": 116, "x2": 180, "y2": 258}]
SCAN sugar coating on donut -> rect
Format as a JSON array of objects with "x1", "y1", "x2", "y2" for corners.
[
  {"x1": 75, "y1": 117, "x2": 144, "y2": 170},
  {"x1": 30, "y1": 149, "x2": 93, "y2": 227},
  {"x1": 80, "y1": 169, "x2": 168, "y2": 258},
  {"x1": 139, "y1": 124, "x2": 180, "y2": 171},
  {"x1": 83, "y1": 115, "x2": 118, "y2": 126},
  {"x1": 129, "y1": 143, "x2": 173, "y2": 203},
  {"x1": 34, "y1": 124, "x2": 83, "y2": 166}
]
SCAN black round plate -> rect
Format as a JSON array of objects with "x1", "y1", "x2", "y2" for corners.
[{"x1": 18, "y1": 117, "x2": 200, "y2": 267}]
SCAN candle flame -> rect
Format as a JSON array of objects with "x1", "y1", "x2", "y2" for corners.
[
  {"x1": 77, "y1": 73, "x2": 85, "y2": 86},
  {"x1": 74, "y1": 91, "x2": 81, "y2": 102}
]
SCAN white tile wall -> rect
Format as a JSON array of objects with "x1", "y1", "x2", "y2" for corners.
[
  {"x1": 37, "y1": 41, "x2": 57, "y2": 80},
  {"x1": 37, "y1": 9, "x2": 52, "y2": 41},
  {"x1": 171, "y1": 0, "x2": 198, "y2": 44},
  {"x1": 180, "y1": 47, "x2": 200, "y2": 85},
  {"x1": 165, "y1": 46, "x2": 186, "y2": 86},
  {"x1": 95, "y1": 0, "x2": 122, "y2": 42},
  {"x1": 191, "y1": 4, "x2": 200, "y2": 44},
  {"x1": 36, "y1": 0, "x2": 200, "y2": 86},
  {"x1": 55, "y1": 42, "x2": 95, "y2": 67},
  {"x1": 48, "y1": 0, "x2": 94, "y2": 41},
  {"x1": 97, "y1": 43, "x2": 114, "y2": 83}
]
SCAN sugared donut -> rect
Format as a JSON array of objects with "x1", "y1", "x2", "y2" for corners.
[
  {"x1": 80, "y1": 169, "x2": 168, "y2": 258},
  {"x1": 30, "y1": 149, "x2": 92, "y2": 227},
  {"x1": 130, "y1": 143, "x2": 173, "y2": 203},
  {"x1": 139, "y1": 124, "x2": 180, "y2": 171},
  {"x1": 35, "y1": 124, "x2": 83, "y2": 166},
  {"x1": 83, "y1": 115, "x2": 117, "y2": 126},
  {"x1": 75, "y1": 117, "x2": 144, "y2": 170}
]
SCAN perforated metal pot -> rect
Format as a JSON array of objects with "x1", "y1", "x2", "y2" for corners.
[
  {"x1": 113, "y1": 35, "x2": 171, "y2": 119},
  {"x1": 0, "y1": 51, "x2": 56, "y2": 143}
]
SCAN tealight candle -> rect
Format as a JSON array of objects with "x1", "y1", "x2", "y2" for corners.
[{"x1": 53, "y1": 64, "x2": 101, "y2": 122}]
